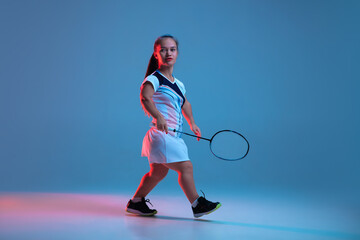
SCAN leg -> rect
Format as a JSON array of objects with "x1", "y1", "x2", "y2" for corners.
[
  {"x1": 132, "y1": 163, "x2": 169, "y2": 199},
  {"x1": 164, "y1": 161, "x2": 199, "y2": 203}
]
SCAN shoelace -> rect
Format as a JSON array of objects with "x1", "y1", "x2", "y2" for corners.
[
  {"x1": 199, "y1": 190, "x2": 214, "y2": 205},
  {"x1": 144, "y1": 198, "x2": 154, "y2": 207},
  {"x1": 200, "y1": 190, "x2": 206, "y2": 199}
]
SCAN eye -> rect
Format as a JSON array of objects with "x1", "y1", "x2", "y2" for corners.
[{"x1": 171, "y1": 48, "x2": 176, "y2": 52}]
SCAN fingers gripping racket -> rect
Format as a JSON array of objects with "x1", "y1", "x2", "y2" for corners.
[{"x1": 169, "y1": 128, "x2": 250, "y2": 161}]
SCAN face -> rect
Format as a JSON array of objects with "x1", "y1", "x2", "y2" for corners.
[{"x1": 154, "y1": 38, "x2": 178, "y2": 67}]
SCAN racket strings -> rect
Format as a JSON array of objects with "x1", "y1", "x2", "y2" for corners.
[{"x1": 210, "y1": 131, "x2": 249, "y2": 161}]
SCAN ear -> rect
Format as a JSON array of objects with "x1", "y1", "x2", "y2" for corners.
[{"x1": 153, "y1": 53, "x2": 158, "y2": 59}]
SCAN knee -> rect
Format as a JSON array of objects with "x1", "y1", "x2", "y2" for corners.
[{"x1": 178, "y1": 161, "x2": 193, "y2": 174}]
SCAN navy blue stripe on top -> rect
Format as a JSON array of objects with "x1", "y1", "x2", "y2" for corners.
[{"x1": 153, "y1": 71, "x2": 186, "y2": 107}]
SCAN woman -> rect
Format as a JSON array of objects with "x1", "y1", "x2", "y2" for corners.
[{"x1": 126, "y1": 35, "x2": 221, "y2": 218}]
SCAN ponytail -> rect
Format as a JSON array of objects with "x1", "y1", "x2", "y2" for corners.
[{"x1": 145, "y1": 54, "x2": 158, "y2": 78}]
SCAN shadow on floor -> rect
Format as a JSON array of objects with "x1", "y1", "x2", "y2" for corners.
[{"x1": 126, "y1": 214, "x2": 359, "y2": 239}]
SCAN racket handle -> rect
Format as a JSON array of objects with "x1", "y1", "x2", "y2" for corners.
[{"x1": 168, "y1": 128, "x2": 211, "y2": 141}]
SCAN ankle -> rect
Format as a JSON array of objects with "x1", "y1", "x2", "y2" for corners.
[
  {"x1": 191, "y1": 196, "x2": 200, "y2": 208},
  {"x1": 131, "y1": 197, "x2": 143, "y2": 203}
]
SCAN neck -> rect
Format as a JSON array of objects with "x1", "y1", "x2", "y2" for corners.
[{"x1": 158, "y1": 66, "x2": 174, "y2": 81}]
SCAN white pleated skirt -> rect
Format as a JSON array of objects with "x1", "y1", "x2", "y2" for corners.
[{"x1": 141, "y1": 127, "x2": 190, "y2": 164}]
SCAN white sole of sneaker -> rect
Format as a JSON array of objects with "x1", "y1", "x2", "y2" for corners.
[
  {"x1": 126, "y1": 208, "x2": 157, "y2": 216},
  {"x1": 194, "y1": 203, "x2": 222, "y2": 218}
]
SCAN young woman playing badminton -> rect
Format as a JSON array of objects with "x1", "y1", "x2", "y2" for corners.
[{"x1": 126, "y1": 35, "x2": 221, "y2": 218}]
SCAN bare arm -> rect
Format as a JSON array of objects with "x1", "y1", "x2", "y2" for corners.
[
  {"x1": 182, "y1": 97, "x2": 201, "y2": 140},
  {"x1": 140, "y1": 82, "x2": 168, "y2": 133}
]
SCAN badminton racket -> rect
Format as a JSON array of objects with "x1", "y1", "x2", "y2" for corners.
[{"x1": 169, "y1": 128, "x2": 250, "y2": 161}]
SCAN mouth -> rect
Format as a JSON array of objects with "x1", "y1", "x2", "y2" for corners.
[{"x1": 166, "y1": 58, "x2": 173, "y2": 61}]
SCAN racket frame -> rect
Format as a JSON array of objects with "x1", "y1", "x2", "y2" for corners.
[{"x1": 170, "y1": 128, "x2": 250, "y2": 161}]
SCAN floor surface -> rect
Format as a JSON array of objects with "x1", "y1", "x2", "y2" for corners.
[{"x1": 0, "y1": 191, "x2": 359, "y2": 240}]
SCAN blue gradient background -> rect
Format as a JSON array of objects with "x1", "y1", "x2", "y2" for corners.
[{"x1": 1, "y1": 0, "x2": 359, "y2": 205}]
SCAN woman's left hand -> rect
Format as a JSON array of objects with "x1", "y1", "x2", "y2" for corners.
[{"x1": 191, "y1": 124, "x2": 201, "y2": 141}]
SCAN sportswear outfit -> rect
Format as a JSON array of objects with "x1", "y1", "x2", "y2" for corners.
[{"x1": 141, "y1": 70, "x2": 189, "y2": 164}]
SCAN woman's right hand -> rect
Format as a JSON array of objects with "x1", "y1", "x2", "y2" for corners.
[{"x1": 156, "y1": 115, "x2": 168, "y2": 134}]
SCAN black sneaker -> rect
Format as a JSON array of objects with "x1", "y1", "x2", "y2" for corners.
[
  {"x1": 192, "y1": 195, "x2": 221, "y2": 218},
  {"x1": 126, "y1": 198, "x2": 157, "y2": 216}
]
